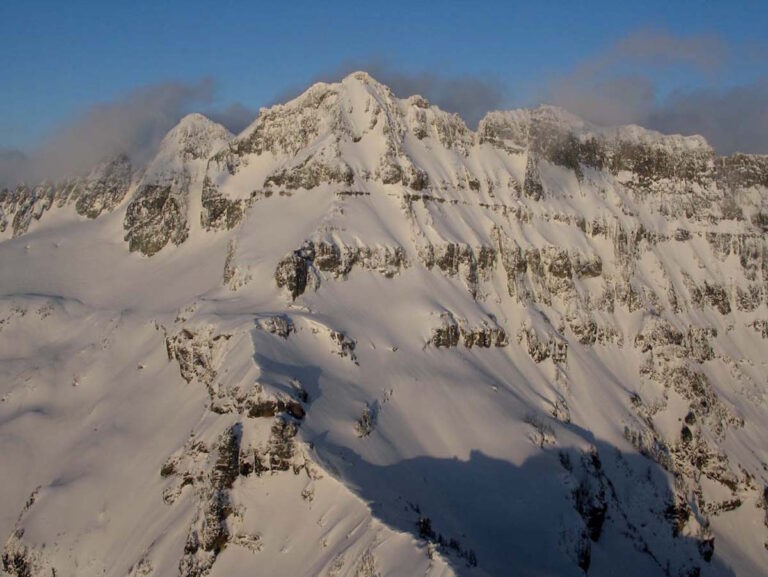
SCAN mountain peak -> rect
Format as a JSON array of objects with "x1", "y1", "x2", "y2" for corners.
[
  {"x1": 157, "y1": 113, "x2": 233, "y2": 162},
  {"x1": 2, "y1": 68, "x2": 768, "y2": 577},
  {"x1": 341, "y1": 69, "x2": 380, "y2": 86}
]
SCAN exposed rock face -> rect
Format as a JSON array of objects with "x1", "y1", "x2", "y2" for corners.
[
  {"x1": 124, "y1": 182, "x2": 188, "y2": 256},
  {"x1": 275, "y1": 240, "x2": 408, "y2": 299},
  {"x1": 74, "y1": 154, "x2": 133, "y2": 218},
  {"x1": 203, "y1": 71, "x2": 478, "y2": 227},
  {"x1": 307, "y1": 241, "x2": 409, "y2": 280},
  {"x1": 2, "y1": 529, "x2": 44, "y2": 577},
  {"x1": 354, "y1": 403, "x2": 377, "y2": 437},
  {"x1": 523, "y1": 154, "x2": 544, "y2": 200},
  {"x1": 246, "y1": 395, "x2": 305, "y2": 420},
  {"x1": 431, "y1": 313, "x2": 507, "y2": 348},
  {"x1": 480, "y1": 106, "x2": 712, "y2": 182},
  {"x1": 175, "y1": 425, "x2": 241, "y2": 577},
  {"x1": 420, "y1": 243, "x2": 495, "y2": 297},
  {"x1": 222, "y1": 239, "x2": 252, "y2": 290},
  {"x1": 275, "y1": 252, "x2": 310, "y2": 300},
  {"x1": 491, "y1": 226, "x2": 606, "y2": 307},
  {"x1": 715, "y1": 153, "x2": 768, "y2": 189},
  {"x1": 518, "y1": 323, "x2": 568, "y2": 364},
  {"x1": 165, "y1": 327, "x2": 231, "y2": 387},
  {"x1": 159, "y1": 323, "x2": 316, "y2": 577},
  {"x1": 258, "y1": 315, "x2": 295, "y2": 338},
  {"x1": 124, "y1": 114, "x2": 233, "y2": 254},
  {"x1": 264, "y1": 157, "x2": 354, "y2": 190},
  {"x1": 330, "y1": 330, "x2": 357, "y2": 362},
  {"x1": 200, "y1": 177, "x2": 245, "y2": 231},
  {"x1": 1, "y1": 182, "x2": 62, "y2": 236},
  {"x1": 258, "y1": 417, "x2": 302, "y2": 473},
  {"x1": 1, "y1": 486, "x2": 55, "y2": 577},
  {"x1": 431, "y1": 314, "x2": 461, "y2": 348},
  {"x1": 622, "y1": 313, "x2": 749, "y2": 561},
  {"x1": 571, "y1": 452, "x2": 608, "y2": 543},
  {"x1": 461, "y1": 323, "x2": 508, "y2": 348}
]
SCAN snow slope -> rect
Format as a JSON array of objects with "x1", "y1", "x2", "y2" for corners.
[{"x1": 1, "y1": 72, "x2": 768, "y2": 577}]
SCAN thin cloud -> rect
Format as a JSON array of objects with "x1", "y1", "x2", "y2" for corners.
[
  {"x1": 0, "y1": 79, "x2": 256, "y2": 187},
  {"x1": 31, "y1": 80, "x2": 215, "y2": 181},
  {"x1": 648, "y1": 79, "x2": 768, "y2": 154},
  {"x1": 548, "y1": 75, "x2": 656, "y2": 127},
  {"x1": 0, "y1": 149, "x2": 29, "y2": 188},
  {"x1": 541, "y1": 29, "x2": 768, "y2": 153},
  {"x1": 544, "y1": 30, "x2": 729, "y2": 126},
  {"x1": 206, "y1": 102, "x2": 257, "y2": 136},
  {"x1": 612, "y1": 29, "x2": 727, "y2": 73}
]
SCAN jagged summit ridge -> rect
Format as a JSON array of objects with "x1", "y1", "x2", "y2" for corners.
[{"x1": 3, "y1": 71, "x2": 767, "y2": 247}]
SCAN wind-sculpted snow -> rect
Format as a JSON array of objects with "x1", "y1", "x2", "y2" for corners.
[{"x1": 1, "y1": 72, "x2": 768, "y2": 577}]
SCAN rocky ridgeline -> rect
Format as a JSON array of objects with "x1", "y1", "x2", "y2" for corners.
[
  {"x1": 256, "y1": 314, "x2": 295, "y2": 338},
  {"x1": 165, "y1": 420, "x2": 310, "y2": 577},
  {"x1": 161, "y1": 321, "x2": 318, "y2": 577},
  {"x1": 0, "y1": 154, "x2": 132, "y2": 237},
  {"x1": 621, "y1": 315, "x2": 751, "y2": 557},
  {"x1": 479, "y1": 106, "x2": 711, "y2": 181},
  {"x1": 173, "y1": 426, "x2": 243, "y2": 576},
  {"x1": 4, "y1": 73, "x2": 767, "y2": 262},
  {"x1": 205, "y1": 72, "x2": 448, "y2": 201},
  {"x1": 165, "y1": 326, "x2": 231, "y2": 388},
  {"x1": 479, "y1": 106, "x2": 768, "y2": 202},
  {"x1": 475, "y1": 106, "x2": 768, "y2": 238},
  {"x1": 165, "y1": 323, "x2": 308, "y2": 420},
  {"x1": 0, "y1": 113, "x2": 235, "y2": 255}
]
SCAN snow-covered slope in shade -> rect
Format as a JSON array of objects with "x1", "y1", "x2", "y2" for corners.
[{"x1": 1, "y1": 71, "x2": 768, "y2": 577}]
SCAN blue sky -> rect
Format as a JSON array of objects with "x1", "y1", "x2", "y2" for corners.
[{"x1": 1, "y1": 0, "x2": 767, "y2": 154}]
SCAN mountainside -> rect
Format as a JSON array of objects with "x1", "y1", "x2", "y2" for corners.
[{"x1": 1, "y1": 71, "x2": 768, "y2": 577}]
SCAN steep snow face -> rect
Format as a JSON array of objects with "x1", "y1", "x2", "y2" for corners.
[{"x1": 2, "y1": 72, "x2": 768, "y2": 577}]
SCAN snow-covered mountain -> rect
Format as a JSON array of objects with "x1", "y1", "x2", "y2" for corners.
[{"x1": 1, "y1": 71, "x2": 767, "y2": 577}]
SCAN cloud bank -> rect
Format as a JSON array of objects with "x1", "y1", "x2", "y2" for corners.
[
  {"x1": 0, "y1": 80, "x2": 255, "y2": 187},
  {"x1": 646, "y1": 80, "x2": 768, "y2": 155},
  {"x1": 543, "y1": 30, "x2": 768, "y2": 154}
]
